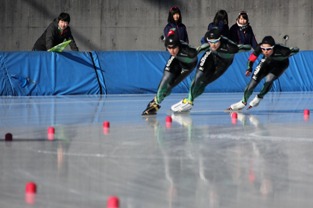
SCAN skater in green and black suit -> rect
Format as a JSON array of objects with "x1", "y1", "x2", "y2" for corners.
[
  {"x1": 171, "y1": 27, "x2": 251, "y2": 113},
  {"x1": 142, "y1": 29, "x2": 198, "y2": 115},
  {"x1": 228, "y1": 36, "x2": 299, "y2": 110}
]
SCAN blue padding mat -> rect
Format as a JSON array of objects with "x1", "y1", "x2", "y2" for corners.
[
  {"x1": 0, "y1": 51, "x2": 105, "y2": 95},
  {"x1": 96, "y1": 51, "x2": 169, "y2": 94},
  {"x1": 0, "y1": 50, "x2": 312, "y2": 96}
]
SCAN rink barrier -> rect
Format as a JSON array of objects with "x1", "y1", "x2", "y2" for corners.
[{"x1": 0, "y1": 50, "x2": 312, "y2": 96}]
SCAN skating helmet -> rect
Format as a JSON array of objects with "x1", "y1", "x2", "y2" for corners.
[
  {"x1": 165, "y1": 29, "x2": 180, "y2": 48},
  {"x1": 261, "y1": 36, "x2": 275, "y2": 46},
  {"x1": 205, "y1": 27, "x2": 221, "y2": 43}
]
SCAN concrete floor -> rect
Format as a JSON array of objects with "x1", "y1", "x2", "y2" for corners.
[{"x1": 0, "y1": 92, "x2": 313, "y2": 208}]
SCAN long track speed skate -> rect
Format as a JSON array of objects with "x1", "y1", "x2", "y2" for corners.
[
  {"x1": 247, "y1": 96, "x2": 262, "y2": 109},
  {"x1": 171, "y1": 98, "x2": 193, "y2": 113},
  {"x1": 226, "y1": 100, "x2": 246, "y2": 111},
  {"x1": 142, "y1": 99, "x2": 161, "y2": 116}
]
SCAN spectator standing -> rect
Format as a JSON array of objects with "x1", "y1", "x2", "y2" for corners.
[
  {"x1": 229, "y1": 11, "x2": 258, "y2": 49},
  {"x1": 200, "y1": 9, "x2": 230, "y2": 44},
  {"x1": 163, "y1": 6, "x2": 189, "y2": 43}
]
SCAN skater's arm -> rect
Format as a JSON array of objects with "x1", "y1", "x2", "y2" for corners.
[
  {"x1": 245, "y1": 51, "x2": 259, "y2": 76},
  {"x1": 245, "y1": 44, "x2": 262, "y2": 75},
  {"x1": 271, "y1": 45, "x2": 299, "y2": 60},
  {"x1": 196, "y1": 43, "x2": 210, "y2": 54},
  {"x1": 289, "y1": 47, "x2": 300, "y2": 56},
  {"x1": 238, "y1": 44, "x2": 252, "y2": 52},
  {"x1": 187, "y1": 47, "x2": 198, "y2": 58},
  {"x1": 218, "y1": 36, "x2": 240, "y2": 54},
  {"x1": 211, "y1": 40, "x2": 239, "y2": 60},
  {"x1": 180, "y1": 43, "x2": 198, "y2": 58}
]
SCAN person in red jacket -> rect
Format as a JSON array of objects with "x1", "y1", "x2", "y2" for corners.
[
  {"x1": 32, "y1": 12, "x2": 79, "y2": 51},
  {"x1": 228, "y1": 36, "x2": 299, "y2": 110}
]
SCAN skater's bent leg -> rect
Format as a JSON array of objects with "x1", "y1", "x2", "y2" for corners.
[
  {"x1": 257, "y1": 73, "x2": 277, "y2": 98},
  {"x1": 243, "y1": 79, "x2": 259, "y2": 103},
  {"x1": 187, "y1": 56, "x2": 216, "y2": 102},
  {"x1": 171, "y1": 68, "x2": 194, "y2": 87},
  {"x1": 156, "y1": 67, "x2": 195, "y2": 104},
  {"x1": 185, "y1": 52, "x2": 213, "y2": 102},
  {"x1": 155, "y1": 71, "x2": 175, "y2": 104},
  {"x1": 187, "y1": 71, "x2": 208, "y2": 102}
]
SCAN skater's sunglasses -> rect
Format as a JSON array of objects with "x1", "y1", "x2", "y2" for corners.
[
  {"x1": 261, "y1": 46, "x2": 274, "y2": 51},
  {"x1": 206, "y1": 37, "x2": 221, "y2": 44}
]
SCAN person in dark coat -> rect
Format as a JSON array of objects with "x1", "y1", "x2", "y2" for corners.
[
  {"x1": 229, "y1": 11, "x2": 258, "y2": 49},
  {"x1": 32, "y1": 12, "x2": 79, "y2": 51},
  {"x1": 163, "y1": 6, "x2": 189, "y2": 44},
  {"x1": 200, "y1": 10, "x2": 230, "y2": 44}
]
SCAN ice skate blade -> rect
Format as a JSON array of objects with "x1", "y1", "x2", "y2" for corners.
[
  {"x1": 224, "y1": 107, "x2": 242, "y2": 112},
  {"x1": 171, "y1": 99, "x2": 192, "y2": 113},
  {"x1": 171, "y1": 109, "x2": 191, "y2": 114},
  {"x1": 141, "y1": 111, "x2": 157, "y2": 116},
  {"x1": 141, "y1": 109, "x2": 157, "y2": 116},
  {"x1": 171, "y1": 106, "x2": 192, "y2": 113}
]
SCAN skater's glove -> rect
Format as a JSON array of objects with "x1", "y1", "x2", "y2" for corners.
[
  {"x1": 246, "y1": 66, "x2": 252, "y2": 72},
  {"x1": 245, "y1": 59, "x2": 254, "y2": 76},
  {"x1": 245, "y1": 70, "x2": 252, "y2": 76},
  {"x1": 290, "y1": 47, "x2": 299, "y2": 55},
  {"x1": 245, "y1": 66, "x2": 252, "y2": 76}
]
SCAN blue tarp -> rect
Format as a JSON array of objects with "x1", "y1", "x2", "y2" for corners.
[
  {"x1": 0, "y1": 51, "x2": 105, "y2": 95},
  {"x1": 0, "y1": 50, "x2": 312, "y2": 96}
]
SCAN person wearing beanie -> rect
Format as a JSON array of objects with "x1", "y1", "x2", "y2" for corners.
[
  {"x1": 142, "y1": 28, "x2": 198, "y2": 115},
  {"x1": 163, "y1": 6, "x2": 189, "y2": 44},
  {"x1": 171, "y1": 27, "x2": 251, "y2": 113},
  {"x1": 228, "y1": 35, "x2": 299, "y2": 110},
  {"x1": 32, "y1": 12, "x2": 79, "y2": 51},
  {"x1": 229, "y1": 11, "x2": 258, "y2": 49}
]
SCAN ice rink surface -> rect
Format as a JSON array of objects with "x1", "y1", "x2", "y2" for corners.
[{"x1": 1, "y1": 92, "x2": 313, "y2": 208}]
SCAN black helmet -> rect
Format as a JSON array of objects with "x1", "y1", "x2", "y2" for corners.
[
  {"x1": 261, "y1": 36, "x2": 275, "y2": 46},
  {"x1": 205, "y1": 27, "x2": 221, "y2": 42},
  {"x1": 165, "y1": 29, "x2": 180, "y2": 48}
]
